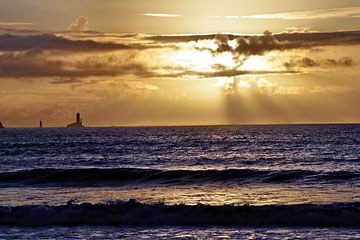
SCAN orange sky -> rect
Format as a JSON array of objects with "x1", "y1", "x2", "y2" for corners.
[{"x1": 0, "y1": 0, "x2": 360, "y2": 127}]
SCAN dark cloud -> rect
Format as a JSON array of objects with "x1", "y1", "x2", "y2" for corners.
[
  {"x1": 204, "y1": 31, "x2": 278, "y2": 58},
  {"x1": 144, "y1": 34, "x2": 216, "y2": 43},
  {"x1": 2, "y1": 30, "x2": 358, "y2": 55},
  {"x1": 73, "y1": 58, "x2": 153, "y2": 78},
  {"x1": 146, "y1": 31, "x2": 360, "y2": 57},
  {"x1": 50, "y1": 78, "x2": 83, "y2": 84},
  {"x1": 211, "y1": 31, "x2": 360, "y2": 61},
  {"x1": 274, "y1": 31, "x2": 360, "y2": 43},
  {"x1": 1, "y1": 30, "x2": 356, "y2": 81},
  {"x1": 0, "y1": 34, "x2": 162, "y2": 52},
  {"x1": 193, "y1": 31, "x2": 280, "y2": 66},
  {"x1": 69, "y1": 33, "x2": 139, "y2": 39},
  {"x1": 233, "y1": 30, "x2": 276, "y2": 56},
  {"x1": 0, "y1": 50, "x2": 153, "y2": 79},
  {"x1": 0, "y1": 48, "x2": 299, "y2": 80},
  {"x1": 284, "y1": 57, "x2": 354, "y2": 69},
  {"x1": 0, "y1": 50, "x2": 66, "y2": 78},
  {"x1": 23, "y1": 47, "x2": 45, "y2": 57},
  {"x1": 213, "y1": 31, "x2": 278, "y2": 65},
  {"x1": 213, "y1": 34, "x2": 232, "y2": 53},
  {"x1": 0, "y1": 26, "x2": 40, "y2": 34},
  {"x1": 151, "y1": 69, "x2": 299, "y2": 78},
  {"x1": 325, "y1": 57, "x2": 353, "y2": 67},
  {"x1": 146, "y1": 30, "x2": 360, "y2": 44}
]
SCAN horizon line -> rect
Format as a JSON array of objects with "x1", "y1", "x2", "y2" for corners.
[{"x1": 2, "y1": 122, "x2": 360, "y2": 129}]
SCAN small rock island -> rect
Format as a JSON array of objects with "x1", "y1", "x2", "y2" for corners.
[
  {"x1": 0, "y1": 122, "x2": 4, "y2": 129},
  {"x1": 67, "y1": 112, "x2": 84, "y2": 128}
]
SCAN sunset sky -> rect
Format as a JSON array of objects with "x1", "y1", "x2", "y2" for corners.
[{"x1": 1, "y1": 0, "x2": 360, "y2": 127}]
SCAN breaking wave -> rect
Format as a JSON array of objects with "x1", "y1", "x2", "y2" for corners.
[
  {"x1": 0, "y1": 168, "x2": 360, "y2": 187},
  {"x1": 1, "y1": 200, "x2": 360, "y2": 227}
]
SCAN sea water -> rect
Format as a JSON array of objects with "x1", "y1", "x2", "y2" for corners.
[{"x1": 1, "y1": 125, "x2": 360, "y2": 238}]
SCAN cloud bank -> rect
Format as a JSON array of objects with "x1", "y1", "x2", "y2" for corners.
[
  {"x1": 146, "y1": 30, "x2": 360, "y2": 48},
  {"x1": 0, "y1": 50, "x2": 152, "y2": 79},
  {"x1": 0, "y1": 34, "x2": 163, "y2": 52},
  {"x1": 0, "y1": 28, "x2": 358, "y2": 81},
  {"x1": 0, "y1": 23, "x2": 359, "y2": 126},
  {"x1": 284, "y1": 57, "x2": 354, "y2": 69}
]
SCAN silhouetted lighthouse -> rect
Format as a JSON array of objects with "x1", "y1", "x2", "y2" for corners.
[
  {"x1": 66, "y1": 112, "x2": 84, "y2": 128},
  {"x1": 76, "y1": 112, "x2": 81, "y2": 124}
]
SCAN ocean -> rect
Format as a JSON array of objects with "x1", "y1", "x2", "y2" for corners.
[{"x1": 1, "y1": 124, "x2": 360, "y2": 239}]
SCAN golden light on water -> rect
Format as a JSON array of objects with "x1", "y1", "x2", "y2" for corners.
[{"x1": 1, "y1": 184, "x2": 358, "y2": 206}]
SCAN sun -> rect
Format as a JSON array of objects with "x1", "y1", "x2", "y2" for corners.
[{"x1": 168, "y1": 40, "x2": 237, "y2": 74}]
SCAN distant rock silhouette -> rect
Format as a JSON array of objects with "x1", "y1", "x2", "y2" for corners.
[
  {"x1": 0, "y1": 122, "x2": 4, "y2": 128},
  {"x1": 66, "y1": 112, "x2": 84, "y2": 128}
]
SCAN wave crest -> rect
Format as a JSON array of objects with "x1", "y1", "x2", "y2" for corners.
[
  {"x1": 0, "y1": 168, "x2": 359, "y2": 186},
  {"x1": 1, "y1": 200, "x2": 360, "y2": 227}
]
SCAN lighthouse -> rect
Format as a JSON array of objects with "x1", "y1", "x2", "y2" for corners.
[
  {"x1": 66, "y1": 112, "x2": 84, "y2": 128},
  {"x1": 76, "y1": 112, "x2": 81, "y2": 124}
]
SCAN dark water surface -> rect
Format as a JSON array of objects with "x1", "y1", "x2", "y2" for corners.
[{"x1": 1, "y1": 124, "x2": 360, "y2": 238}]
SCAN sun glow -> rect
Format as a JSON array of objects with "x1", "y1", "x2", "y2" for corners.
[
  {"x1": 240, "y1": 55, "x2": 273, "y2": 71},
  {"x1": 215, "y1": 77, "x2": 235, "y2": 88},
  {"x1": 238, "y1": 81, "x2": 251, "y2": 88},
  {"x1": 215, "y1": 77, "x2": 251, "y2": 91},
  {"x1": 168, "y1": 49, "x2": 236, "y2": 73}
]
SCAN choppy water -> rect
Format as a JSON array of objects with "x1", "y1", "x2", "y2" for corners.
[{"x1": 1, "y1": 124, "x2": 360, "y2": 238}]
